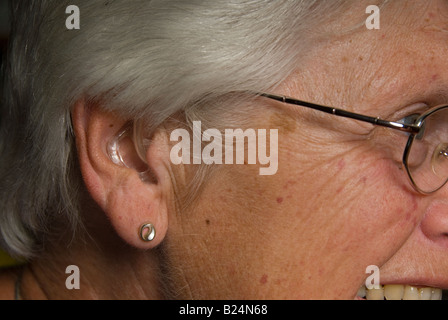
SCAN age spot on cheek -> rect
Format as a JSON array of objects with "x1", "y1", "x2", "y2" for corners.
[
  {"x1": 283, "y1": 180, "x2": 297, "y2": 190},
  {"x1": 430, "y1": 74, "x2": 439, "y2": 83},
  {"x1": 269, "y1": 112, "x2": 297, "y2": 134},
  {"x1": 337, "y1": 159, "x2": 346, "y2": 170},
  {"x1": 359, "y1": 176, "x2": 367, "y2": 185}
]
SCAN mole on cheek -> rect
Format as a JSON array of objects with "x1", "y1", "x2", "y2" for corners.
[{"x1": 260, "y1": 274, "x2": 268, "y2": 285}]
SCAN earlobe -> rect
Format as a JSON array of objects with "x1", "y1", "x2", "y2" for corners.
[{"x1": 71, "y1": 99, "x2": 169, "y2": 249}]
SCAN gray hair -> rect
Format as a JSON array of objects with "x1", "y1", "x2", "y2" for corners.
[{"x1": 0, "y1": 0, "x2": 365, "y2": 259}]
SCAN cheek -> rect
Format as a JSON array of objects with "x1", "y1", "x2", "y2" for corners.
[
  {"x1": 267, "y1": 152, "x2": 423, "y2": 296},
  {"x1": 166, "y1": 135, "x2": 422, "y2": 298},
  {"x1": 327, "y1": 156, "x2": 421, "y2": 263}
]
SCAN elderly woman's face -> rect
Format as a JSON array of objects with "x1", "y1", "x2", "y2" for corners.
[{"x1": 160, "y1": 2, "x2": 448, "y2": 299}]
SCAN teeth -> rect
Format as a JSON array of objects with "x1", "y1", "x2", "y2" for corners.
[
  {"x1": 419, "y1": 287, "x2": 433, "y2": 300},
  {"x1": 403, "y1": 285, "x2": 419, "y2": 300},
  {"x1": 357, "y1": 286, "x2": 366, "y2": 298},
  {"x1": 365, "y1": 286, "x2": 384, "y2": 300},
  {"x1": 431, "y1": 288, "x2": 442, "y2": 300},
  {"x1": 384, "y1": 284, "x2": 404, "y2": 300},
  {"x1": 357, "y1": 285, "x2": 443, "y2": 300}
]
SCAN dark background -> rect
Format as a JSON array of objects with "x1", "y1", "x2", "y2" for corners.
[
  {"x1": 0, "y1": 0, "x2": 13, "y2": 266},
  {"x1": 0, "y1": 0, "x2": 9, "y2": 60}
]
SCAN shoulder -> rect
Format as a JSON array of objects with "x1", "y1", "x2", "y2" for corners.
[{"x1": 0, "y1": 266, "x2": 22, "y2": 300}]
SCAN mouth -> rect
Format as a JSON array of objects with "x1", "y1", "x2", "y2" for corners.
[{"x1": 356, "y1": 284, "x2": 448, "y2": 300}]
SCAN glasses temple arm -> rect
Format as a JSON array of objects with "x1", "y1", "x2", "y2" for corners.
[{"x1": 258, "y1": 93, "x2": 420, "y2": 134}]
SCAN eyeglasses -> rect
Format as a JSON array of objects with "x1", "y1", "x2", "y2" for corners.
[{"x1": 257, "y1": 92, "x2": 448, "y2": 194}]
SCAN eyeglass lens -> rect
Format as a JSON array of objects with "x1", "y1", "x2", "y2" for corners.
[{"x1": 405, "y1": 106, "x2": 448, "y2": 193}]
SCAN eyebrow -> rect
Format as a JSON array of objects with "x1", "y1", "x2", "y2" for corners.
[{"x1": 256, "y1": 92, "x2": 421, "y2": 134}]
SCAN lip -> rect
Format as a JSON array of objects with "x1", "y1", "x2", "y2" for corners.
[{"x1": 378, "y1": 276, "x2": 448, "y2": 291}]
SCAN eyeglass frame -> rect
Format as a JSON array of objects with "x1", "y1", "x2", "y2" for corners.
[{"x1": 256, "y1": 92, "x2": 448, "y2": 195}]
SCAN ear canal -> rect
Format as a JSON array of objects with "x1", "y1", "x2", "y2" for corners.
[
  {"x1": 107, "y1": 123, "x2": 132, "y2": 167},
  {"x1": 107, "y1": 123, "x2": 149, "y2": 173},
  {"x1": 107, "y1": 124, "x2": 127, "y2": 167}
]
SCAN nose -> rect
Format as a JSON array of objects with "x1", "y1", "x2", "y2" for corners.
[{"x1": 420, "y1": 193, "x2": 448, "y2": 248}]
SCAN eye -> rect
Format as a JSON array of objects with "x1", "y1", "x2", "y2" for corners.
[
  {"x1": 396, "y1": 113, "x2": 420, "y2": 126},
  {"x1": 397, "y1": 113, "x2": 426, "y2": 139}
]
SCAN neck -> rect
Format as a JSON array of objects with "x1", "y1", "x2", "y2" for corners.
[{"x1": 18, "y1": 210, "x2": 164, "y2": 300}]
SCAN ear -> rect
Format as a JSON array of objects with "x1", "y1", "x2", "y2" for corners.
[{"x1": 71, "y1": 99, "x2": 170, "y2": 249}]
